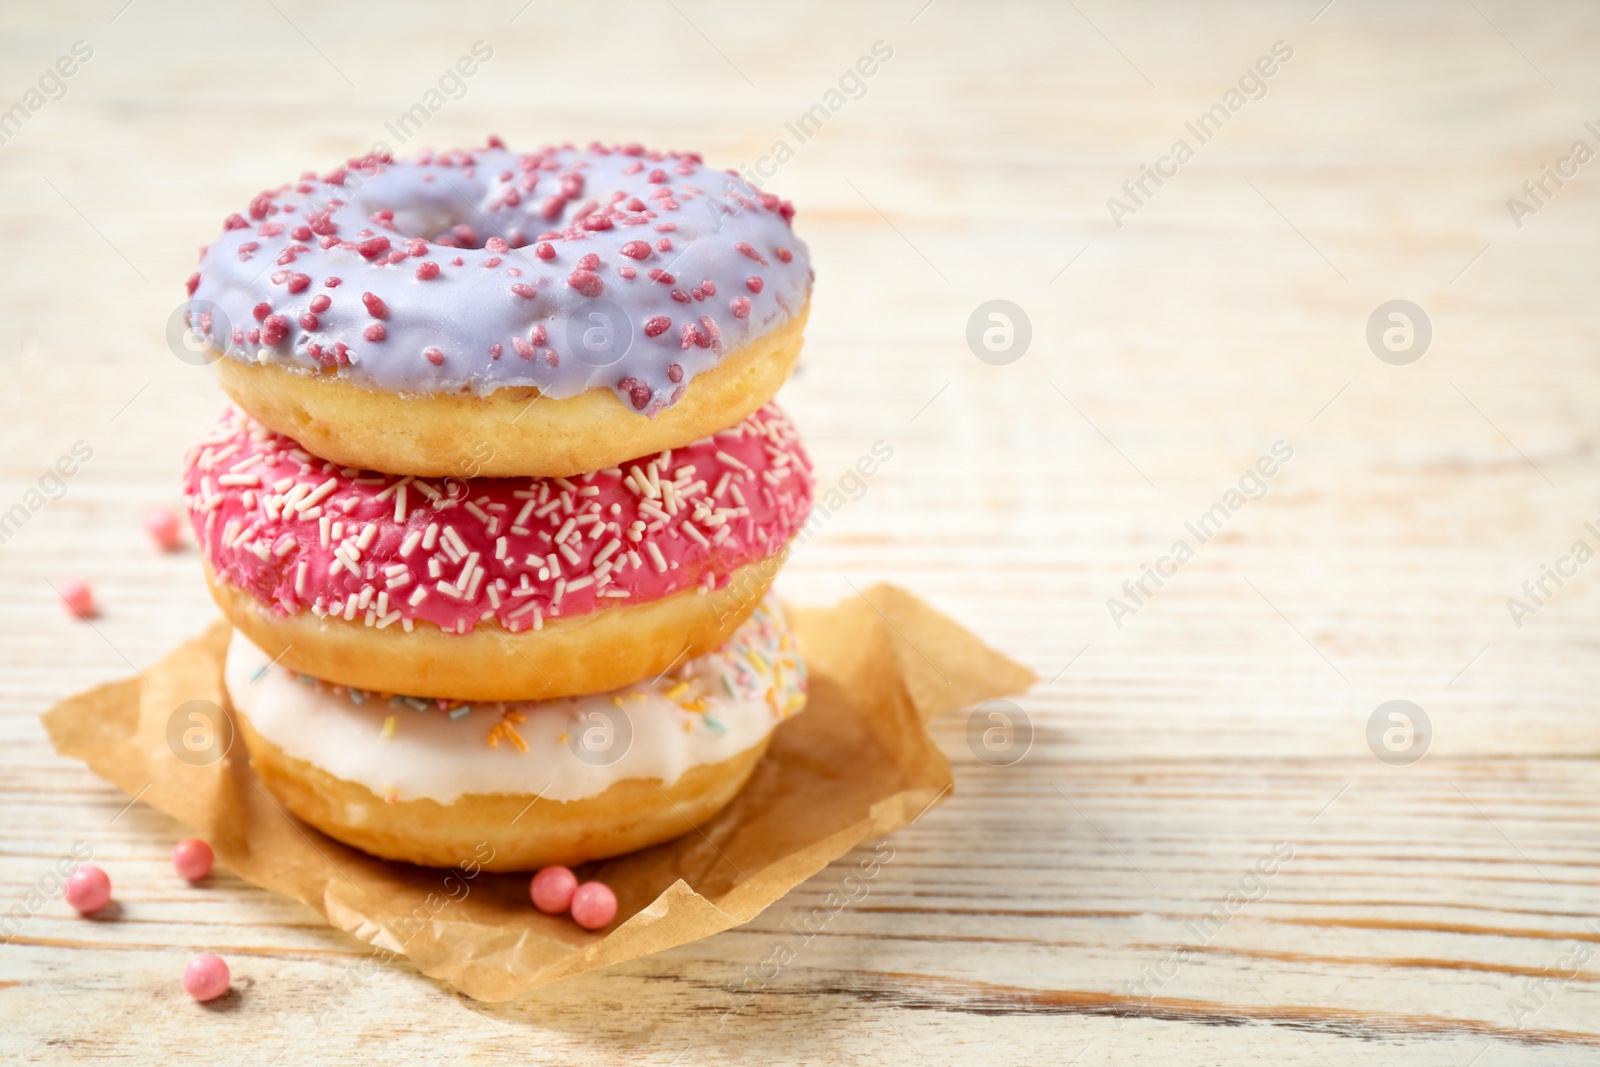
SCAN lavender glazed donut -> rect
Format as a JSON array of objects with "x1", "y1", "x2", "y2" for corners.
[
  {"x1": 184, "y1": 404, "x2": 813, "y2": 701},
  {"x1": 184, "y1": 140, "x2": 812, "y2": 478}
]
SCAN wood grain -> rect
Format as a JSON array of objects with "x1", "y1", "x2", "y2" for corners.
[{"x1": 4, "y1": 0, "x2": 1600, "y2": 1062}]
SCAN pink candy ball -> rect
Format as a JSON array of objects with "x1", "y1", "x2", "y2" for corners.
[
  {"x1": 58, "y1": 579, "x2": 96, "y2": 619},
  {"x1": 144, "y1": 506, "x2": 183, "y2": 552},
  {"x1": 530, "y1": 866, "x2": 578, "y2": 914},
  {"x1": 570, "y1": 881, "x2": 618, "y2": 930},
  {"x1": 172, "y1": 838, "x2": 214, "y2": 882},
  {"x1": 183, "y1": 953, "x2": 230, "y2": 1002},
  {"x1": 64, "y1": 865, "x2": 111, "y2": 914}
]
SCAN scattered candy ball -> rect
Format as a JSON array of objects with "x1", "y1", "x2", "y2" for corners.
[
  {"x1": 183, "y1": 953, "x2": 230, "y2": 1002},
  {"x1": 64, "y1": 865, "x2": 112, "y2": 914},
  {"x1": 530, "y1": 866, "x2": 577, "y2": 914},
  {"x1": 172, "y1": 838, "x2": 214, "y2": 882},
  {"x1": 144, "y1": 506, "x2": 183, "y2": 552},
  {"x1": 569, "y1": 880, "x2": 617, "y2": 930},
  {"x1": 58, "y1": 579, "x2": 96, "y2": 619}
]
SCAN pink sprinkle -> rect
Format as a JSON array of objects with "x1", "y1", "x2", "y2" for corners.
[
  {"x1": 144, "y1": 507, "x2": 182, "y2": 552},
  {"x1": 324, "y1": 276, "x2": 342, "y2": 288},
  {"x1": 64, "y1": 865, "x2": 111, "y2": 913},
  {"x1": 618, "y1": 240, "x2": 652, "y2": 260},
  {"x1": 309, "y1": 294, "x2": 331, "y2": 313},
  {"x1": 364, "y1": 324, "x2": 387, "y2": 342},
  {"x1": 731, "y1": 296, "x2": 751, "y2": 319},
  {"x1": 577, "y1": 253, "x2": 601, "y2": 271},
  {"x1": 59, "y1": 579, "x2": 96, "y2": 619},
  {"x1": 362, "y1": 292, "x2": 389, "y2": 319},
  {"x1": 618, "y1": 266, "x2": 637, "y2": 280},
  {"x1": 185, "y1": 272, "x2": 201, "y2": 296},
  {"x1": 172, "y1": 838, "x2": 214, "y2": 882},
  {"x1": 511, "y1": 283, "x2": 537, "y2": 298},
  {"x1": 535, "y1": 242, "x2": 556, "y2": 260},
  {"x1": 299, "y1": 312, "x2": 319, "y2": 331},
  {"x1": 734, "y1": 241, "x2": 768, "y2": 265},
  {"x1": 287, "y1": 273, "x2": 311, "y2": 293},
  {"x1": 251, "y1": 303, "x2": 271, "y2": 322},
  {"x1": 416, "y1": 261, "x2": 441, "y2": 280},
  {"x1": 776, "y1": 247, "x2": 794, "y2": 263},
  {"x1": 656, "y1": 238, "x2": 673, "y2": 252},
  {"x1": 570, "y1": 881, "x2": 617, "y2": 930},
  {"x1": 581, "y1": 214, "x2": 613, "y2": 231},
  {"x1": 512, "y1": 337, "x2": 535, "y2": 359},
  {"x1": 424, "y1": 347, "x2": 445, "y2": 366},
  {"x1": 567, "y1": 270, "x2": 604, "y2": 297},
  {"x1": 261, "y1": 314, "x2": 290, "y2": 345},
  {"x1": 183, "y1": 954, "x2": 230, "y2": 1002},
  {"x1": 531, "y1": 866, "x2": 578, "y2": 914},
  {"x1": 356, "y1": 236, "x2": 391, "y2": 260},
  {"x1": 643, "y1": 316, "x2": 671, "y2": 337}
]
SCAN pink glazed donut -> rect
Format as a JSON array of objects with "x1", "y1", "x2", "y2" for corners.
[
  {"x1": 184, "y1": 404, "x2": 812, "y2": 701},
  {"x1": 183, "y1": 140, "x2": 813, "y2": 478}
]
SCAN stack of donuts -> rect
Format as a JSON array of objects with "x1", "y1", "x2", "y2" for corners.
[{"x1": 180, "y1": 141, "x2": 815, "y2": 875}]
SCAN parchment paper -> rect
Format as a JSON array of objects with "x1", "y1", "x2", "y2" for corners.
[{"x1": 42, "y1": 583, "x2": 1034, "y2": 1001}]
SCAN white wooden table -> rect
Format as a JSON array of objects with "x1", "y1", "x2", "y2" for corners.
[{"x1": 4, "y1": 1, "x2": 1600, "y2": 1062}]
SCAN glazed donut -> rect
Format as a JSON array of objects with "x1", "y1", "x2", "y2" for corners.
[
  {"x1": 185, "y1": 140, "x2": 812, "y2": 478},
  {"x1": 184, "y1": 404, "x2": 812, "y2": 701},
  {"x1": 225, "y1": 596, "x2": 807, "y2": 871}
]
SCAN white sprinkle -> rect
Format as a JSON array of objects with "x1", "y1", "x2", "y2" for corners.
[
  {"x1": 422, "y1": 523, "x2": 439, "y2": 551},
  {"x1": 400, "y1": 529, "x2": 423, "y2": 557},
  {"x1": 408, "y1": 586, "x2": 429, "y2": 606},
  {"x1": 646, "y1": 541, "x2": 667, "y2": 573},
  {"x1": 443, "y1": 524, "x2": 468, "y2": 558},
  {"x1": 296, "y1": 478, "x2": 338, "y2": 513}
]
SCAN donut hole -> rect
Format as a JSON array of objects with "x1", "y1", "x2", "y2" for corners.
[{"x1": 352, "y1": 196, "x2": 528, "y2": 251}]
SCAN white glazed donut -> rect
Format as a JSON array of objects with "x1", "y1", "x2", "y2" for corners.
[{"x1": 225, "y1": 595, "x2": 806, "y2": 871}]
